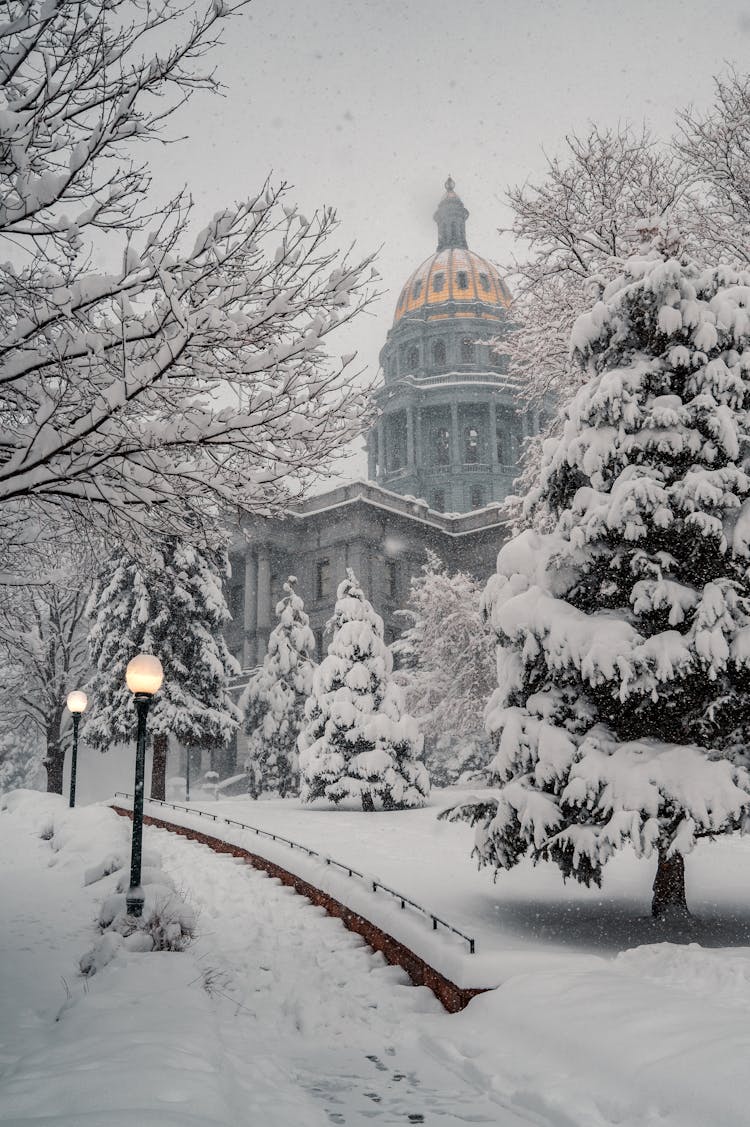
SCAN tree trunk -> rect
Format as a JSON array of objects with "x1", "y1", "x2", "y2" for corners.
[
  {"x1": 44, "y1": 749, "x2": 64, "y2": 795},
  {"x1": 150, "y1": 732, "x2": 168, "y2": 801},
  {"x1": 652, "y1": 850, "x2": 689, "y2": 919},
  {"x1": 361, "y1": 791, "x2": 375, "y2": 812},
  {"x1": 44, "y1": 714, "x2": 64, "y2": 794}
]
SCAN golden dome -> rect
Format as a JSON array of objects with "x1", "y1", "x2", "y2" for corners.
[{"x1": 393, "y1": 246, "x2": 512, "y2": 325}]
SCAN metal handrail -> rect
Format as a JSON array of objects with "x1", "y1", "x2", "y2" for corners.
[{"x1": 112, "y1": 792, "x2": 476, "y2": 953}]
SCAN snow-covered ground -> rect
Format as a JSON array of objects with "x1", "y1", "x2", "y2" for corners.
[
  {"x1": 3, "y1": 787, "x2": 750, "y2": 1125},
  {"x1": 166, "y1": 789, "x2": 750, "y2": 983}
]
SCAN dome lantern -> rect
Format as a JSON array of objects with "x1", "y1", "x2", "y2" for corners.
[{"x1": 434, "y1": 175, "x2": 469, "y2": 251}]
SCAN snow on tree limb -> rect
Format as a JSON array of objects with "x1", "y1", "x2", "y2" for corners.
[{"x1": 0, "y1": 0, "x2": 377, "y2": 554}]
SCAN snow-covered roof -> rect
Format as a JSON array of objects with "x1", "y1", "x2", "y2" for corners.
[{"x1": 284, "y1": 479, "x2": 510, "y2": 538}]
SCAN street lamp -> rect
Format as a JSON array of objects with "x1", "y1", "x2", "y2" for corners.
[
  {"x1": 66, "y1": 690, "x2": 87, "y2": 808},
  {"x1": 125, "y1": 653, "x2": 163, "y2": 918}
]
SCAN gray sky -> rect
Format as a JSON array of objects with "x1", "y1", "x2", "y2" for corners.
[{"x1": 159, "y1": 0, "x2": 750, "y2": 473}]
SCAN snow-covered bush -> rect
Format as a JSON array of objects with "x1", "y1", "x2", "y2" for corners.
[
  {"x1": 299, "y1": 570, "x2": 429, "y2": 811},
  {"x1": 451, "y1": 243, "x2": 750, "y2": 917},
  {"x1": 393, "y1": 552, "x2": 495, "y2": 784},
  {"x1": 241, "y1": 577, "x2": 315, "y2": 798},
  {"x1": 81, "y1": 880, "x2": 196, "y2": 975},
  {"x1": 83, "y1": 866, "x2": 196, "y2": 975}
]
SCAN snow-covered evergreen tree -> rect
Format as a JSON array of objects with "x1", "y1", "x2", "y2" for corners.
[
  {"x1": 241, "y1": 577, "x2": 315, "y2": 798},
  {"x1": 451, "y1": 243, "x2": 750, "y2": 917},
  {"x1": 299, "y1": 570, "x2": 429, "y2": 811},
  {"x1": 86, "y1": 538, "x2": 241, "y2": 798},
  {"x1": 393, "y1": 552, "x2": 495, "y2": 785}
]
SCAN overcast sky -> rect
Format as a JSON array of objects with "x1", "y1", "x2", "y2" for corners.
[{"x1": 158, "y1": 0, "x2": 750, "y2": 474}]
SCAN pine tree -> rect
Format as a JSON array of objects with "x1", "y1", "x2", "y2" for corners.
[
  {"x1": 393, "y1": 552, "x2": 495, "y2": 785},
  {"x1": 86, "y1": 538, "x2": 241, "y2": 797},
  {"x1": 451, "y1": 243, "x2": 750, "y2": 918},
  {"x1": 240, "y1": 577, "x2": 315, "y2": 798},
  {"x1": 299, "y1": 570, "x2": 429, "y2": 811}
]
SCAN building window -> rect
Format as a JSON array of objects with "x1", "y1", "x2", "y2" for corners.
[
  {"x1": 432, "y1": 489, "x2": 446, "y2": 512},
  {"x1": 316, "y1": 559, "x2": 331, "y2": 601},
  {"x1": 435, "y1": 426, "x2": 450, "y2": 465},
  {"x1": 461, "y1": 337, "x2": 474, "y2": 363},
  {"x1": 413, "y1": 280, "x2": 423, "y2": 300},
  {"x1": 407, "y1": 346, "x2": 419, "y2": 371},
  {"x1": 478, "y1": 272, "x2": 490, "y2": 292},
  {"x1": 464, "y1": 426, "x2": 480, "y2": 464},
  {"x1": 432, "y1": 272, "x2": 445, "y2": 293},
  {"x1": 432, "y1": 340, "x2": 446, "y2": 368},
  {"x1": 456, "y1": 270, "x2": 469, "y2": 290},
  {"x1": 470, "y1": 486, "x2": 485, "y2": 509},
  {"x1": 385, "y1": 559, "x2": 398, "y2": 600},
  {"x1": 496, "y1": 428, "x2": 508, "y2": 464}
]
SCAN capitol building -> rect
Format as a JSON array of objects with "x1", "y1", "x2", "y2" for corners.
[{"x1": 224, "y1": 179, "x2": 540, "y2": 690}]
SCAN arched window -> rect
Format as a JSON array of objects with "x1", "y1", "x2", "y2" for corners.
[
  {"x1": 464, "y1": 426, "x2": 480, "y2": 464},
  {"x1": 461, "y1": 337, "x2": 474, "y2": 364},
  {"x1": 432, "y1": 272, "x2": 445, "y2": 293},
  {"x1": 470, "y1": 486, "x2": 485, "y2": 509},
  {"x1": 432, "y1": 340, "x2": 446, "y2": 368},
  {"x1": 432, "y1": 489, "x2": 446, "y2": 512},
  {"x1": 413, "y1": 280, "x2": 423, "y2": 300},
  {"x1": 478, "y1": 273, "x2": 490, "y2": 292},
  {"x1": 435, "y1": 427, "x2": 450, "y2": 466},
  {"x1": 407, "y1": 346, "x2": 419, "y2": 371},
  {"x1": 456, "y1": 271, "x2": 469, "y2": 290}
]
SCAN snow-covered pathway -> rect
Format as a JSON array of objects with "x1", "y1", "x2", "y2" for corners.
[
  {"x1": 149, "y1": 823, "x2": 548, "y2": 1126},
  {"x1": 6, "y1": 794, "x2": 750, "y2": 1126}
]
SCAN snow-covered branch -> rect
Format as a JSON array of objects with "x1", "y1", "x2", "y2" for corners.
[{"x1": 0, "y1": 0, "x2": 377, "y2": 555}]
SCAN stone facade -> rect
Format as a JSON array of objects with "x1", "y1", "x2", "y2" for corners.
[{"x1": 225, "y1": 480, "x2": 508, "y2": 670}]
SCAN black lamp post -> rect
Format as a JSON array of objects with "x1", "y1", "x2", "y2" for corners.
[
  {"x1": 66, "y1": 690, "x2": 87, "y2": 808},
  {"x1": 185, "y1": 747, "x2": 191, "y2": 803},
  {"x1": 125, "y1": 653, "x2": 164, "y2": 918}
]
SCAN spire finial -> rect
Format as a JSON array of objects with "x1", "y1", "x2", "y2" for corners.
[{"x1": 434, "y1": 177, "x2": 468, "y2": 251}]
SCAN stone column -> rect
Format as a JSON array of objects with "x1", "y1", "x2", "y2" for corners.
[
  {"x1": 414, "y1": 406, "x2": 423, "y2": 469},
  {"x1": 406, "y1": 406, "x2": 415, "y2": 468},
  {"x1": 450, "y1": 401, "x2": 462, "y2": 510},
  {"x1": 367, "y1": 436, "x2": 377, "y2": 481},
  {"x1": 256, "y1": 547, "x2": 272, "y2": 660},
  {"x1": 450, "y1": 402, "x2": 460, "y2": 466},
  {"x1": 489, "y1": 399, "x2": 498, "y2": 469},
  {"x1": 243, "y1": 552, "x2": 257, "y2": 668},
  {"x1": 377, "y1": 419, "x2": 386, "y2": 478}
]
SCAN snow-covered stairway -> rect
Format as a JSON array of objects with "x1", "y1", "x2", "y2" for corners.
[{"x1": 111, "y1": 802, "x2": 489, "y2": 1013}]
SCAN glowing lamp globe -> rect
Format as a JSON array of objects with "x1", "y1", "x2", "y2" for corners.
[
  {"x1": 66, "y1": 690, "x2": 88, "y2": 714},
  {"x1": 125, "y1": 654, "x2": 164, "y2": 696}
]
